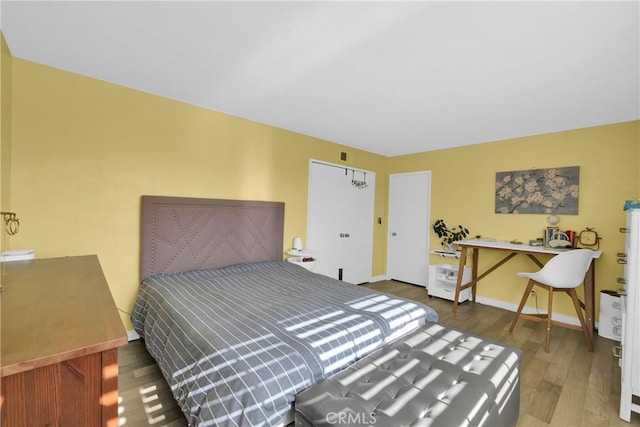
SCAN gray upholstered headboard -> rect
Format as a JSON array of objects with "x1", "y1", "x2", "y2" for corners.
[{"x1": 140, "y1": 196, "x2": 285, "y2": 282}]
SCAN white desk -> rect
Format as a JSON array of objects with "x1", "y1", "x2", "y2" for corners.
[{"x1": 453, "y1": 239, "x2": 601, "y2": 350}]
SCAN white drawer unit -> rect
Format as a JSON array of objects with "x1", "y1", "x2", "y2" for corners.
[
  {"x1": 428, "y1": 263, "x2": 472, "y2": 303},
  {"x1": 599, "y1": 290, "x2": 623, "y2": 342}
]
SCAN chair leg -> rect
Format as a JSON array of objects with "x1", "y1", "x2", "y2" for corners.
[
  {"x1": 510, "y1": 279, "x2": 536, "y2": 332},
  {"x1": 545, "y1": 286, "x2": 554, "y2": 353},
  {"x1": 568, "y1": 288, "x2": 593, "y2": 351}
]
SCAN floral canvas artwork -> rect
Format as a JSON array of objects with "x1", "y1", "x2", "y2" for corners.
[{"x1": 495, "y1": 166, "x2": 580, "y2": 214}]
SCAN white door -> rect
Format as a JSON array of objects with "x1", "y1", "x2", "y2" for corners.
[
  {"x1": 387, "y1": 171, "x2": 431, "y2": 286},
  {"x1": 307, "y1": 161, "x2": 375, "y2": 284}
]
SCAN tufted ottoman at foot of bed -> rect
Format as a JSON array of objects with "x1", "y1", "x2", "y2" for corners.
[{"x1": 295, "y1": 322, "x2": 521, "y2": 427}]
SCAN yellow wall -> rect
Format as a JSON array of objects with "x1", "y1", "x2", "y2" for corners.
[
  {"x1": 5, "y1": 50, "x2": 639, "y2": 327},
  {"x1": 1, "y1": 33, "x2": 13, "y2": 253},
  {"x1": 390, "y1": 121, "x2": 640, "y2": 316},
  {"x1": 7, "y1": 58, "x2": 389, "y2": 328}
]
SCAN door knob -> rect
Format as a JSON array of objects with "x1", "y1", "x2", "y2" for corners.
[{"x1": 391, "y1": 232, "x2": 397, "y2": 236}]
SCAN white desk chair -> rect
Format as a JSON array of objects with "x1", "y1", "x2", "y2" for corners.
[{"x1": 509, "y1": 249, "x2": 595, "y2": 353}]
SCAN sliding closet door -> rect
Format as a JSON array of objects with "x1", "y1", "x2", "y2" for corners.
[
  {"x1": 307, "y1": 160, "x2": 375, "y2": 284},
  {"x1": 342, "y1": 169, "x2": 375, "y2": 284},
  {"x1": 307, "y1": 162, "x2": 347, "y2": 283}
]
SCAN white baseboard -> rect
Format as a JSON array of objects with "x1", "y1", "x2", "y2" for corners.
[
  {"x1": 475, "y1": 295, "x2": 581, "y2": 327},
  {"x1": 127, "y1": 329, "x2": 141, "y2": 341},
  {"x1": 371, "y1": 275, "x2": 430, "y2": 288}
]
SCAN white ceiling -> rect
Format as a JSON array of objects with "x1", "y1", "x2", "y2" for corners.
[{"x1": 1, "y1": 1, "x2": 639, "y2": 157}]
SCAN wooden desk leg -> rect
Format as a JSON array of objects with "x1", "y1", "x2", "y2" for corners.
[
  {"x1": 471, "y1": 248, "x2": 478, "y2": 303},
  {"x1": 584, "y1": 261, "x2": 596, "y2": 350},
  {"x1": 453, "y1": 247, "x2": 468, "y2": 314}
]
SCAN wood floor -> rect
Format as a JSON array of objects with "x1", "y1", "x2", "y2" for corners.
[{"x1": 117, "y1": 280, "x2": 640, "y2": 427}]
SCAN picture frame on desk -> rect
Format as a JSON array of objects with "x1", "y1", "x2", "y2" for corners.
[
  {"x1": 545, "y1": 228, "x2": 575, "y2": 248},
  {"x1": 544, "y1": 227, "x2": 559, "y2": 247}
]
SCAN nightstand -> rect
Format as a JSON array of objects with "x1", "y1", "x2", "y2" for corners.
[{"x1": 286, "y1": 250, "x2": 316, "y2": 270}]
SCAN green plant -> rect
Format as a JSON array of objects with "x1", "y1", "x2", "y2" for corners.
[{"x1": 432, "y1": 219, "x2": 469, "y2": 247}]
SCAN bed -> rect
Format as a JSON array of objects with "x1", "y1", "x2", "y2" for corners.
[{"x1": 131, "y1": 196, "x2": 439, "y2": 427}]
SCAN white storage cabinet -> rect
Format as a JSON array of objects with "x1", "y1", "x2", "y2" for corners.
[
  {"x1": 619, "y1": 206, "x2": 640, "y2": 421},
  {"x1": 428, "y1": 263, "x2": 471, "y2": 303}
]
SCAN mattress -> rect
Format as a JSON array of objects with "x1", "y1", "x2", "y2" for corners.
[{"x1": 131, "y1": 261, "x2": 438, "y2": 426}]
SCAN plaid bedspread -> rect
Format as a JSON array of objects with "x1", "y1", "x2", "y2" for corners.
[{"x1": 131, "y1": 261, "x2": 438, "y2": 426}]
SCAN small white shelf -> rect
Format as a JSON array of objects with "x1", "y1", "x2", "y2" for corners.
[
  {"x1": 286, "y1": 256, "x2": 316, "y2": 270},
  {"x1": 286, "y1": 249, "x2": 316, "y2": 270},
  {"x1": 286, "y1": 249, "x2": 315, "y2": 257},
  {"x1": 0, "y1": 249, "x2": 35, "y2": 262},
  {"x1": 429, "y1": 250, "x2": 461, "y2": 259},
  {"x1": 428, "y1": 263, "x2": 471, "y2": 303}
]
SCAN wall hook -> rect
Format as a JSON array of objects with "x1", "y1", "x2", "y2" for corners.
[{"x1": 1, "y1": 212, "x2": 20, "y2": 235}]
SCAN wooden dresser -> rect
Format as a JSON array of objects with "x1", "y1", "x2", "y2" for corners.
[{"x1": 1, "y1": 255, "x2": 128, "y2": 427}]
